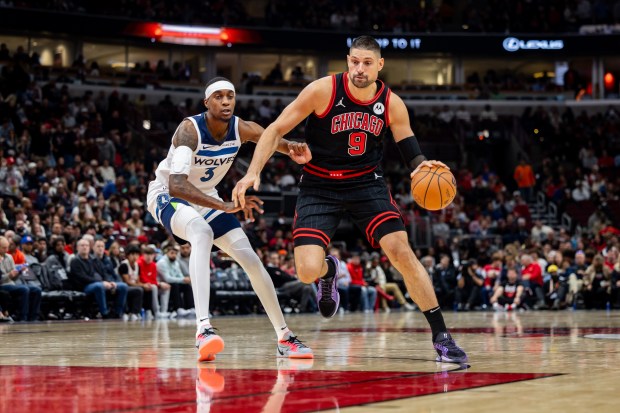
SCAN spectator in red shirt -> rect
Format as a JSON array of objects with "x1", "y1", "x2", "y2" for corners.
[
  {"x1": 604, "y1": 247, "x2": 618, "y2": 271},
  {"x1": 346, "y1": 253, "x2": 376, "y2": 312},
  {"x1": 137, "y1": 245, "x2": 171, "y2": 318},
  {"x1": 482, "y1": 255, "x2": 502, "y2": 307},
  {"x1": 520, "y1": 254, "x2": 546, "y2": 309}
]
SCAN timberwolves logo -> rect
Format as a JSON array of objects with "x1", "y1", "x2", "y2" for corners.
[{"x1": 373, "y1": 103, "x2": 385, "y2": 115}]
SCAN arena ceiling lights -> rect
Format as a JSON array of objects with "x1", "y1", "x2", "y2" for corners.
[{"x1": 125, "y1": 22, "x2": 260, "y2": 47}]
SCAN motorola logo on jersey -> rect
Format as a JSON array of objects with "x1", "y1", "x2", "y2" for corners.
[
  {"x1": 331, "y1": 112, "x2": 384, "y2": 136},
  {"x1": 194, "y1": 156, "x2": 236, "y2": 166},
  {"x1": 502, "y1": 37, "x2": 564, "y2": 52},
  {"x1": 373, "y1": 103, "x2": 385, "y2": 115}
]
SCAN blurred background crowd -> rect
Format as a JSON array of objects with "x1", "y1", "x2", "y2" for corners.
[{"x1": 1, "y1": 0, "x2": 620, "y2": 322}]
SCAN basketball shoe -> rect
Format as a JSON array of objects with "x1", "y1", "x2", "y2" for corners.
[
  {"x1": 433, "y1": 332, "x2": 468, "y2": 363},
  {"x1": 196, "y1": 327, "x2": 225, "y2": 362},
  {"x1": 276, "y1": 332, "x2": 314, "y2": 359},
  {"x1": 317, "y1": 255, "x2": 340, "y2": 318}
]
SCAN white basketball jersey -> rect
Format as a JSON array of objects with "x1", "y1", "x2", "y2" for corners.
[{"x1": 152, "y1": 112, "x2": 241, "y2": 201}]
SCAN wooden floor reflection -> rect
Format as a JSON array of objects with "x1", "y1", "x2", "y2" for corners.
[{"x1": 1, "y1": 310, "x2": 619, "y2": 412}]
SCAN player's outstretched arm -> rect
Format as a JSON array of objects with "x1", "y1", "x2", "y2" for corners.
[
  {"x1": 387, "y1": 92, "x2": 448, "y2": 179},
  {"x1": 232, "y1": 77, "x2": 331, "y2": 207},
  {"x1": 168, "y1": 120, "x2": 263, "y2": 219},
  {"x1": 238, "y1": 120, "x2": 312, "y2": 165}
]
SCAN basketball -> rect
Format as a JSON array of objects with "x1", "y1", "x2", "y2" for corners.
[{"x1": 411, "y1": 165, "x2": 457, "y2": 211}]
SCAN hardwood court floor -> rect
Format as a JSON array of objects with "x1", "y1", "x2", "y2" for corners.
[{"x1": 1, "y1": 310, "x2": 619, "y2": 413}]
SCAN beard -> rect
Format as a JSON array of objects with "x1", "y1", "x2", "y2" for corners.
[{"x1": 349, "y1": 73, "x2": 373, "y2": 89}]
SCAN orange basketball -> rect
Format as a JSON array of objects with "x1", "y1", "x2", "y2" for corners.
[{"x1": 411, "y1": 165, "x2": 457, "y2": 210}]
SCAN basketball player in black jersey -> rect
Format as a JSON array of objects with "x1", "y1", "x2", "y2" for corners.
[{"x1": 233, "y1": 36, "x2": 467, "y2": 363}]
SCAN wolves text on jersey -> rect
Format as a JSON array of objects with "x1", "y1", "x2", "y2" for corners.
[
  {"x1": 331, "y1": 112, "x2": 384, "y2": 137},
  {"x1": 194, "y1": 156, "x2": 236, "y2": 166}
]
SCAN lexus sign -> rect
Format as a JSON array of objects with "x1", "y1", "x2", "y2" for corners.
[{"x1": 502, "y1": 37, "x2": 564, "y2": 52}]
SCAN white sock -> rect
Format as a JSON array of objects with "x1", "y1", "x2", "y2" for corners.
[
  {"x1": 181, "y1": 216, "x2": 215, "y2": 328},
  {"x1": 216, "y1": 235, "x2": 289, "y2": 340},
  {"x1": 197, "y1": 317, "x2": 212, "y2": 334}
]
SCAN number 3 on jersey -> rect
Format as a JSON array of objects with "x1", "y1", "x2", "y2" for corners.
[
  {"x1": 200, "y1": 167, "x2": 216, "y2": 182},
  {"x1": 348, "y1": 132, "x2": 367, "y2": 156}
]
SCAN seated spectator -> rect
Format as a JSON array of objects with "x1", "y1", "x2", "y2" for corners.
[
  {"x1": 20, "y1": 235, "x2": 39, "y2": 265},
  {"x1": 567, "y1": 250, "x2": 588, "y2": 306},
  {"x1": 157, "y1": 244, "x2": 194, "y2": 317},
  {"x1": 544, "y1": 264, "x2": 569, "y2": 310},
  {"x1": 8, "y1": 234, "x2": 26, "y2": 265},
  {"x1": 92, "y1": 239, "x2": 142, "y2": 320},
  {"x1": 69, "y1": 238, "x2": 126, "y2": 318},
  {"x1": 520, "y1": 254, "x2": 546, "y2": 309},
  {"x1": 44, "y1": 237, "x2": 72, "y2": 284},
  {"x1": 0, "y1": 236, "x2": 42, "y2": 321},
  {"x1": 347, "y1": 253, "x2": 376, "y2": 312},
  {"x1": 265, "y1": 252, "x2": 316, "y2": 313},
  {"x1": 433, "y1": 254, "x2": 456, "y2": 309},
  {"x1": 455, "y1": 260, "x2": 483, "y2": 311},
  {"x1": 138, "y1": 245, "x2": 171, "y2": 318},
  {"x1": 481, "y1": 255, "x2": 502, "y2": 308},
  {"x1": 118, "y1": 244, "x2": 147, "y2": 319},
  {"x1": 490, "y1": 268, "x2": 524, "y2": 311},
  {"x1": 583, "y1": 254, "x2": 612, "y2": 309}
]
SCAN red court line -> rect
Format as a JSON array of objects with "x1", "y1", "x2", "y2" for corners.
[{"x1": 0, "y1": 366, "x2": 558, "y2": 413}]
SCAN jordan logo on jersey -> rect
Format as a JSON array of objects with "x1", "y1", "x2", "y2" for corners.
[
  {"x1": 330, "y1": 112, "x2": 384, "y2": 136},
  {"x1": 335, "y1": 97, "x2": 346, "y2": 108}
]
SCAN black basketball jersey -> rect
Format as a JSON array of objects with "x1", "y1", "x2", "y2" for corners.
[{"x1": 301, "y1": 72, "x2": 391, "y2": 188}]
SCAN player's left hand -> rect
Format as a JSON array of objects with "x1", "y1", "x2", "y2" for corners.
[
  {"x1": 240, "y1": 195, "x2": 264, "y2": 222},
  {"x1": 410, "y1": 159, "x2": 449, "y2": 180},
  {"x1": 288, "y1": 142, "x2": 312, "y2": 164}
]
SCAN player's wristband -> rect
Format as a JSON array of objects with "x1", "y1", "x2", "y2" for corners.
[{"x1": 397, "y1": 135, "x2": 426, "y2": 171}]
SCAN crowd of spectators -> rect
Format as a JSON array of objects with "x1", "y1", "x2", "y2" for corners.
[
  {"x1": 6, "y1": 0, "x2": 620, "y2": 33},
  {"x1": 1, "y1": 40, "x2": 620, "y2": 322},
  {"x1": 3, "y1": 41, "x2": 603, "y2": 100}
]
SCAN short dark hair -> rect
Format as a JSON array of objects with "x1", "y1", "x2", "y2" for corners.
[{"x1": 350, "y1": 36, "x2": 381, "y2": 57}]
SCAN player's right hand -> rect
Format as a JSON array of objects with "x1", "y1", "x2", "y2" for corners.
[
  {"x1": 410, "y1": 159, "x2": 449, "y2": 180},
  {"x1": 232, "y1": 173, "x2": 261, "y2": 208}
]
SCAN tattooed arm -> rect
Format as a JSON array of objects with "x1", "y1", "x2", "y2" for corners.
[{"x1": 168, "y1": 120, "x2": 263, "y2": 220}]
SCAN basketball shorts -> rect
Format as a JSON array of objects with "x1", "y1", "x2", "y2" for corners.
[
  {"x1": 146, "y1": 181, "x2": 241, "y2": 245},
  {"x1": 293, "y1": 180, "x2": 405, "y2": 249}
]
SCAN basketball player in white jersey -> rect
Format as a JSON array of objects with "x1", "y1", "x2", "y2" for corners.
[{"x1": 147, "y1": 77, "x2": 313, "y2": 361}]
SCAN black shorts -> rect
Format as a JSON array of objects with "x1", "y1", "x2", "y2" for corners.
[{"x1": 293, "y1": 180, "x2": 405, "y2": 249}]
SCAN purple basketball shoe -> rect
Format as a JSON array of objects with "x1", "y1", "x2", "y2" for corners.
[{"x1": 317, "y1": 255, "x2": 340, "y2": 318}]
